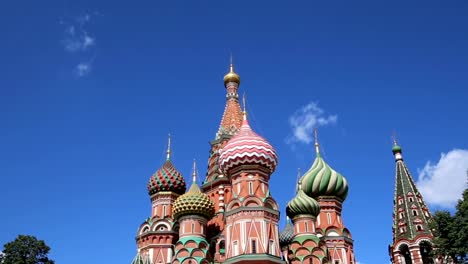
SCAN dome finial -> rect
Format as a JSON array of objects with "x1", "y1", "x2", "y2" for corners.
[
  {"x1": 296, "y1": 168, "x2": 301, "y2": 192},
  {"x1": 223, "y1": 56, "x2": 241, "y2": 87},
  {"x1": 166, "y1": 133, "x2": 172, "y2": 160},
  {"x1": 192, "y1": 159, "x2": 197, "y2": 184},
  {"x1": 242, "y1": 92, "x2": 247, "y2": 120},
  {"x1": 391, "y1": 133, "x2": 403, "y2": 160},
  {"x1": 314, "y1": 128, "x2": 321, "y2": 156}
]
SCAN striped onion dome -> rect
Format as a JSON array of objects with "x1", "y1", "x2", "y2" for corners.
[
  {"x1": 173, "y1": 183, "x2": 215, "y2": 220},
  {"x1": 219, "y1": 114, "x2": 278, "y2": 174},
  {"x1": 279, "y1": 218, "x2": 295, "y2": 246},
  {"x1": 147, "y1": 159, "x2": 186, "y2": 196},
  {"x1": 300, "y1": 145, "x2": 348, "y2": 200},
  {"x1": 286, "y1": 189, "x2": 320, "y2": 219}
]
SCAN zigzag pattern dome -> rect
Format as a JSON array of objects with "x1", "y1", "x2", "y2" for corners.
[
  {"x1": 219, "y1": 116, "x2": 278, "y2": 174},
  {"x1": 147, "y1": 160, "x2": 186, "y2": 195},
  {"x1": 172, "y1": 183, "x2": 215, "y2": 220},
  {"x1": 300, "y1": 154, "x2": 348, "y2": 200}
]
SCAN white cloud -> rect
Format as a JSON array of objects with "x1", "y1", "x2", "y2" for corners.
[
  {"x1": 287, "y1": 102, "x2": 337, "y2": 144},
  {"x1": 75, "y1": 62, "x2": 91, "y2": 77},
  {"x1": 416, "y1": 149, "x2": 468, "y2": 209},
  {"x1": 60, "y1": 13, "x2": 96, "y2": 77}
]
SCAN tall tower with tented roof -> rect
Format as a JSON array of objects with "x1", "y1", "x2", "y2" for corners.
[
  {"x1": 389, "y1": 141, "x2": 434, "y2": 264},
  {"x1": 282, "y1": 129, "x2": 355, "y2": 264},
  {"x1": 201, "y1": 63, "x2": 245, "y2": 262},
  {"x1": 134, "y1": 135, "x2": 187, "y2": 264},
  {"x1": 172, "y1": 160, "x2": 215, "y2": 264}
]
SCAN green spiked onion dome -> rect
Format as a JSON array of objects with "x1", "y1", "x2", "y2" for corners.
[
  {"x1": 173, "y1": 183, "x2": 215, "y2": 220},
  {"x1": 279, "y1": 218, "x2": 294, "y2": 247},
  {"x1": 300, "y1": 155, "x2": 348, "y2": 200},
  {"x1": 147, "y1": 159, "x2": 187, "y2": 196},
  {"x1": 286, "y1": 189, "x2": 320, "y2": 219}
]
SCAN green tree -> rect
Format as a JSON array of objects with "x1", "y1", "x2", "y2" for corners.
[
  {"x1": 430, "y1": 179, "x2": 468, "y2": 263},
  {"x1": 451, "y1": 187, "x2": 468, "y2": 260},
  {"x1": 0, "y1": 235, "x2": 54, "y2": 264}
]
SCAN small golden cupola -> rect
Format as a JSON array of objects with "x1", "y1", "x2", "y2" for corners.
[{"x1": 223, "y1": 63, "x2": 241, "y2": 87}]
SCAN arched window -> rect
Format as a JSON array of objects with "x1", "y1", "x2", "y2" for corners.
[
  {"x1": 413, "y1": 210, "x2": 418, "y2": 216},
  {"x1": 409, "y1": 197, "x2": 414, "y2": 202},
  {"x1": 219, "y1": 240, "x2": 226, "y2": 255},
  {"x1": 417, "y1": 225, "x2": 423, "y2": 231},
  {"x1": 251, "y1": 239, "x2": 257, "y2": 253},
  {"x1": 249, "y1": 182, "x2": 253, "y2": 195},
  {"x1": 399, "y1": 244, "x2": 413, "y2": 264},
  {"x1": 163, "y1": 205, "x2": 167, "y2": 217},
  {"x1": 191, "y1": 222, "x2": 195, "y2": 233},
  {"x1": 420, "y1": 241, "x2": 433, "y2": 264},
  {"x1": 269, "y1": 240, "x2": 275, "y2": 255}
]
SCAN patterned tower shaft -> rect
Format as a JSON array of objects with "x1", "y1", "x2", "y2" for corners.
[{"x1": 389, "y1": 143, "x2": 434, "y2": 264}]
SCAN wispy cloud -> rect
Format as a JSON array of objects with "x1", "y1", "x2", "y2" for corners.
[
  {"x1": 75, "y1": 62, "x2": 91, "y2": 77},
  {"x1": 60, "y1": 13, "x2": 97, "y2": 77},
  {"x1": 287, "y1": 102, "x2": 337, "y2": 144},
  {"x1": 417, "y1": 149, "x2": 468, "y2": 209}
]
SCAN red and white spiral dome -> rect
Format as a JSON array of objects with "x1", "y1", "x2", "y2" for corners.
[{"x1": 219, "y1": 115, "x2": 278, "y2": 174}]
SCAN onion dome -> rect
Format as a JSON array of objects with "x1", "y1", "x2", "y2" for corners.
[
  {"x1": 286, "y1": 188, "x2": 320, "y2": 219},
  {"x1": 223, "y1": 63, "x2": 241, "y2": 87},
  {"x1": 147, "y1": 135, "x2": 187, "y2": 195},
  {"x1": 392, "y1": 138, "x2": 403, "y2": 161},
  {"x1": 219, "y1": 111, "x2": 278, "y2": 174},
  {"x1": 392, "y1": 144, "x2": 402, "y2": 153},
  {"x1": 173, "y1": 161, "x2": 215, "y2": 220},
  {"x1": 279, "y1": 217, "x2": 295, "y2": 246},
  {"x1": 300, "y1": 130, "x2": 348, "y2": 200}
]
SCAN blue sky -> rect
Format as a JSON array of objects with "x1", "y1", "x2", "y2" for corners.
[{"x1": 1, "y1": 1, "x2": 468, "y2": 263}]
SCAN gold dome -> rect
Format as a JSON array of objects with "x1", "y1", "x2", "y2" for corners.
[
  {"x1": 223, "y1": 64, "x2": 241, "y2": 87},
  {"x1": 172, "y1": 183, "x2": 215, "y2": 220}
]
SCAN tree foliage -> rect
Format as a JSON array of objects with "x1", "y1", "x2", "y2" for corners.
[
  {"x1": 430, "y1": 182, "x2": 468, "y2": 263},
  {"x1": 0, "y1": 235, "x2": 54, "y2": 264}
]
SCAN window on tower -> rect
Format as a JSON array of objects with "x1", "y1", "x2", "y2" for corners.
[
  {"x1": 412, "y1": 210, "x2": 418, "y2": 216},
  {"x1": 409, "y1": 197, "x2": 414, "y2": 202},
  {"x1": 269, "y1": 240, "x2": 275, "y2": 255},
  {"x1": 251, "y1": 239, "x2": 257, "y2": 254},
  {"x1": 233, "y1": 241, "x2": 239, "y2": 256},
  {"x1": 249, "y1": 182, "x2": 253, "y2": 195}
]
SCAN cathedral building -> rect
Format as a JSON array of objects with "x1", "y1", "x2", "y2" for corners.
[
  {"x1": 132, "y1": 64, "x2": 356, "y2": 264},
  {"x1": 389, "y1": 142, "x2": 434, "y2": 264}
]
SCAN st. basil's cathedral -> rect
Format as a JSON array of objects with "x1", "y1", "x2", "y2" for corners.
[{"x1": 131, "y1": 64, "x2": 435, "y2": 264}]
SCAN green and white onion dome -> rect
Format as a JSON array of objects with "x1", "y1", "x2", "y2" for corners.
[
  {"x1": 172, "y1": 183, "x2": 215, "y2": 220},
  {"x1": 300, "y1": 154, "x2": 348, "y2": 200},
  {"x1": 286, "y1": 189, "x2": 320, "y2": 219}
]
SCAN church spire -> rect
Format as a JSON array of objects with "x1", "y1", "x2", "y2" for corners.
[
  {"x1": 389, "y1": 140, "x2": 434, "y2": 263},
  {"x1": 166, "y1": 133, "x2": 171, "y2": 160},
  {"x1": 314, "y1": 128, "x2": 321, "y2": 157},
  {"x1": 192, "y1": 159, "x2": 197, "y2": 184}
]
